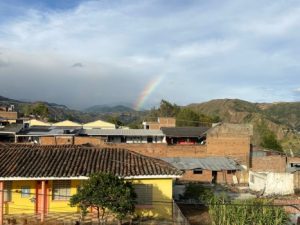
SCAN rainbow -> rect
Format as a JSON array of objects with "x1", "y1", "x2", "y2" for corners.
[{"x1": 134, "y1": 75, "x2": 164, "y2": 111}]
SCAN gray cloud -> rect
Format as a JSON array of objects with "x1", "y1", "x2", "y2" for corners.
[
  {"x1": 71, "y1": 62, "x2": 83, "y2": 68},
  {"x1": 0, "y1": 0, "x2": 300, "y2": 109}
]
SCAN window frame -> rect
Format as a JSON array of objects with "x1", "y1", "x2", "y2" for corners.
[{"x1": 52, "y1": 180, "x2": 71, "y2": 201}]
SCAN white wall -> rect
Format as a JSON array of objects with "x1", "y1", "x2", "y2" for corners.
[{"x1": 249, "y1": 171, "x2": 294, "y2": 196}]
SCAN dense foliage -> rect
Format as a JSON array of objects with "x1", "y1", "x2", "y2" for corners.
[
  {"x1": 22, "y1": 103, "x2": 49, "y2": 119},
  {"x1": 209, "y1": 196, "x2": 289, "y2": 225},
  {"x1": 257, "y1": 122, "x2": 283, "y2": 151},
  {"x1": 70, "y1": 173, "x2": 136, "y2": 224}
]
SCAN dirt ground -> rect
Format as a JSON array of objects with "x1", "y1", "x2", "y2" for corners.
[{"x1": 177, "y1": 204, "x2": 211, "y2": 225}]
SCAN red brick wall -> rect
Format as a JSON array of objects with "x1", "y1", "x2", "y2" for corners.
[
  {"x1": 179, "y1": 170, "x2": 241, "y2": 184},
  {"x1": 251, "y1": 155, "x2": 286, "y2": 172},
  {"x1": 40, "y1": 136, "x2": 74, "y2": 145},
  {"x1": 206, "y1": 136, "x2": 250, "y2": 165},
  {"x1": 74, "y1": 137, "x2": 105, "y2": 145},
  {"x1": 101, "y1": 143, "x2": 207, "y2": 157},
  {"x1": 0, "y1": 111, "x2": 18, "y2": 120}
]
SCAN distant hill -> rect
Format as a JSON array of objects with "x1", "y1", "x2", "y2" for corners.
[
  {"x1": 187, "y1": 99, "x2": 300, "y2": 152},
  {"x1": 0, "y1": 96, "x2": 144, "y2": 125},
  {"x1": 85, "y1": 105, "x2": 135, "y2": 114}
]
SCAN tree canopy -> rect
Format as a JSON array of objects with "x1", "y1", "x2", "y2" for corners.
[{"x1": 70, "y1": 173, "x2": 136, "y2": 224}]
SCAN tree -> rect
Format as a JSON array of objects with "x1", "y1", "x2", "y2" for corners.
[
  {"x1": 176, "y1": 108, "x2": 200, "y2": 127},
  {"x1": 106, "y1": 116, "x2": 124, "y2": 128},
  {"x1": 70, "y1": 173, "x2": 136, "y2": 224},
  {"x1": 257, "y1": 122, "x2": 283, "y2": 151},
  {"x1": 159, "y1": 99, "x2": 180, "y2": 117}
]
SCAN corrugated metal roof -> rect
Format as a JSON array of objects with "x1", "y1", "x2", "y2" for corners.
[
  {"x1": 160, "y1": 157, "x2": 240, "y2": 171},
  {"x1": 161, "y1": 127, "x2": 209, "y2": 137},
  {"x1": 0, "y1": 124, "x2": 23, "y2": 134},
  {"x1": 80, "y1": 129, "x2": 164, "y2": 136}
]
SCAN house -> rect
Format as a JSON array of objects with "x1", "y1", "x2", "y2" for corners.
[
  {"x1": 161, "y1": 157, "x2": 243, "y2": 184},
  {"x1": 15, "y1": 126, "x2": 81, "y2": 144},
  {"x1": 27, "y1": 119, "x2": 52, "y2": 127},
  {"x1": 83, "y1": 120, "x2": 116, "y2": 129},
  {"x1": 143, "y1": 117, "x2": 176, "y2": 130},
  {"x1": 52, "y1": 120, "x2": 82, "y2": 128},
  {"x1": 0, "y1": 124, "x2": 23, "y2": 142},
  {"x1": 79, "y1": 129, "x2": 166, "y2": 144},
  {"x1": 0, "y1": 106, "x2": 18, "y2": 125},
  {"x1": 161, "y1": 127, "x2": 209, "y2": 145},
  {"x1": 0, "y1": 144, "x2": 181, "y2": 224}
]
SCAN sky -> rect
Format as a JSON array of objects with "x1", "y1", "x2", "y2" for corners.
[{"x1": 0, "y1": 0, "x2": 300, "y2": 110}]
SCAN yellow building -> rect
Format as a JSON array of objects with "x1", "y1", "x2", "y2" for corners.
[
  {"x1": 52, "y1": 120, "x2": 82, "y2": 127},
  {"x1": 83, "y1": 120, "x2": 116, "y2": 129},
  {"x1": 28, "y1": 119, "x2": 52, "y2": 127},
  {"x1": 0, "y1": 145, "x2": 181, "y2": 224}
]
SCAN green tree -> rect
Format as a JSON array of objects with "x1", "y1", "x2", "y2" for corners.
[
  {"x1": 257, "y1": 122, "x2": 283, "y2": 151},
  {"x1": 106, "y1": 116, "x2": 124, "y2": 128},
  {"x1": 70, "y1": 173, "x2": 136, "y2": 224},
  {"x1": 159, "y1": 99, "x2": 180, "y2": 117},
  {"x1": 176, "y1": 108, "x2": 200, "y2": 126}
]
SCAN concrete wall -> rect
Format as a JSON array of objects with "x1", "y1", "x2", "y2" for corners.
[{"x1": 249, "y1": 171, "x2": 294, "y2": 196}]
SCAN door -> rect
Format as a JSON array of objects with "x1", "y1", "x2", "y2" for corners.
[
  {"x1": 212, "y1": 171, "x2": 218, "y2": 184},
  {"x1": 35, "y1": 181, "x2": 49, "y2": 214}
]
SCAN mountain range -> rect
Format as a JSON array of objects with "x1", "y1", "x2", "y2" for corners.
[{"x1": 1, "y1": 96, "x2": 300, "y2": 152}]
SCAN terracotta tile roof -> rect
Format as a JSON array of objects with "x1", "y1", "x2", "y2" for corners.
[{"x1": 0, "y1": 144, "x2": 181, "y2": 179}]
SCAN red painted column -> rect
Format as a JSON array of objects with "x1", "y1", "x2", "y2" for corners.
[
  {"x1": 41, "y1": 181, "x2": 45, "y2": 222},
  {"x1": 0, "y1": 181, "x2": 4, "y2": 225}
]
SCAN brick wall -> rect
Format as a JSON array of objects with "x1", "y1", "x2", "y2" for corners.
[
  {"x1": 206, "y1": 136, "x2": 250, "y2": 165},
  {"x1": 101, "y1": 143, "x2": 207, "y2": 157},
  {"x1": 40, "y1": 136, "x2": 74, "y2": 145},
  {"x1": 74, "y1": 137, "x2": 105, "y2": 145},
  {"x1": 0, "y1": 111, "x2": 18, "y2": 120},
  {"x1": 251, "y1": 155, "x2": 286, "y2": 172},
  {"x1": 180, "y1": 170, "x2": 241, "y2": 184}
]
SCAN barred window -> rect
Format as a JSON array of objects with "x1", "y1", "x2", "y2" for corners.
[
  {"x1": 134, "y1": 184, "x2": 153, "y2": 205},
  {"x1": 4, "y1": 181, "x2": 12, "y2": 202},
  {"x1": 52, "y1": 180, "x2": 71, "y2": 200}
]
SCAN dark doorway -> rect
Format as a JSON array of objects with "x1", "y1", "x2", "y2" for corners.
[{"x1": 212, "y1": 171, "x2": 217, "y2": 184}]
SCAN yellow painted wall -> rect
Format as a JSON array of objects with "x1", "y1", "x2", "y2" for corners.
[
  {"x1": 6, "y1": 181, "x2": 36, "y2": 214},
  {"x1": 132, "y1": 178, "x2": 173, "y2": 220},
  {"x1": 5, "y1": 178, "x2": 173, "y2": 219},
  {"x1": 48, "y1": 180, "x2": 80, "y2": 213}
]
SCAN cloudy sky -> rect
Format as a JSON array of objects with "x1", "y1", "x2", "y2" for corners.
[{"x1": 0, "y1": 0, "x2": 300, "y2": 109}]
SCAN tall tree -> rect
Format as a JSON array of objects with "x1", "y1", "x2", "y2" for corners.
[{"x1": 176, "y1": 108, "x2": 200, "y2": 127}]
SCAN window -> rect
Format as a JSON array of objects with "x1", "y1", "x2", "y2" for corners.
[
  {"x1": 134, "y1": 184, "x2": 153, "y2": 205},
  {"x1": 21, "y1": 186, "x2": 30, "y2": 198},
  {"x1": 227, "y1": 170, "x2": 236, "y2": 174},
  {"x1": 4, "y1": 181, "x2": 12, "y2": 202},
  {"x1": 193, "y1": 168, "x2": 203, "y2": 174},
  {"x1": 52, "y1": 180, "x2": 71, "y2": 200}
]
